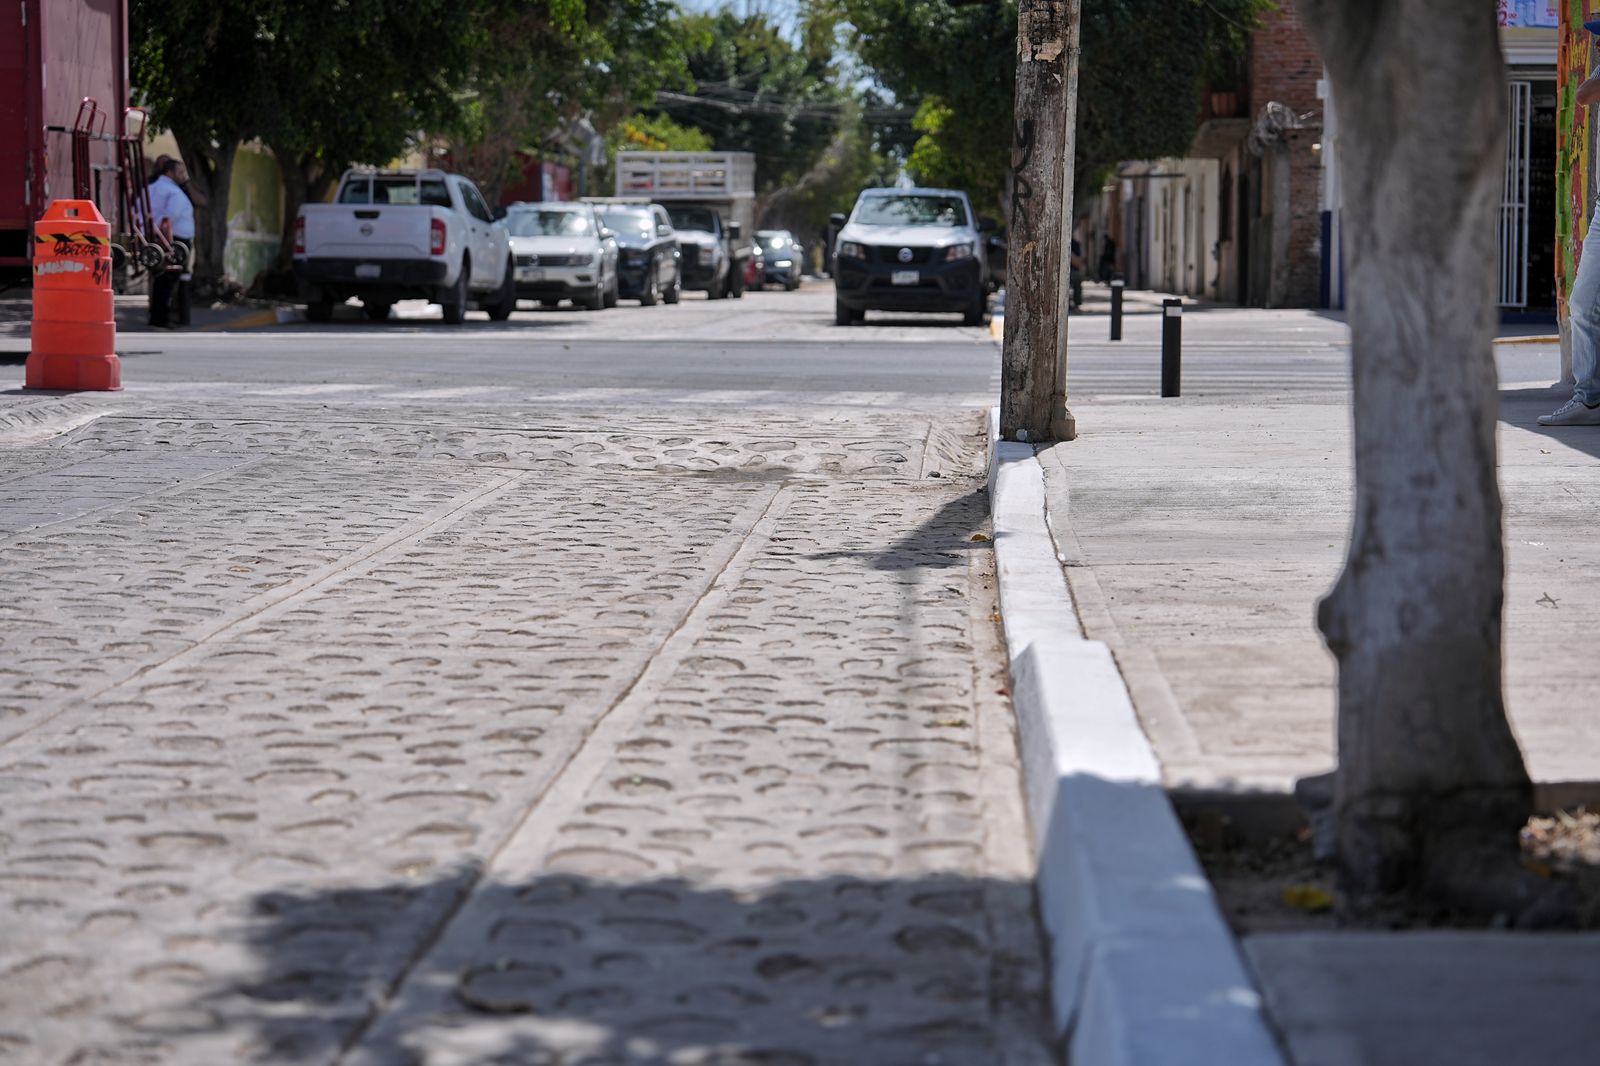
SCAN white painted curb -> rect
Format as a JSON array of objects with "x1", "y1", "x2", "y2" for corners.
[{"x1": 987, "y1": 407, "x2": 1285, "y2": 1066}]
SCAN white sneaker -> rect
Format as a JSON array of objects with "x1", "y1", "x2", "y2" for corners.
[{"x1": 1537, "y1": 397, "x2": 1600, "y2": 426}]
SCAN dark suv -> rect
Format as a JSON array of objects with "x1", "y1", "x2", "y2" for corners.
[
  {"x1": 830, "y1": 187, "x2": 992, "y2": 326},
  {"x1": 591, "y1": 201, "x2": 683, "y2": 305}
]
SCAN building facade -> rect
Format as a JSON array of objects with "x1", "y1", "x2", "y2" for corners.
[{"x1": 1094, "y1": 0, "x2": 1558, "y2": 315}]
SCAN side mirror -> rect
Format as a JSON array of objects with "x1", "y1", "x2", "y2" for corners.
[
  {"x1": 492, "y1": 205, "x2": 507, "y2": 221},
  {"x1": 599, "y1": 227, "x2": 614, "y2": 240},
  {"x1": 658, "y1": 225, "x2": 672, "y2": 236},
  {"x1": 979, "y1": 217, "x2": 997, "y2": 232},
  {"x1": 729, "y1": 222, "x2": 742, "y2": 240},
  {"x1": 830, "y1": 213, "x2": 847, "y2": 227}
]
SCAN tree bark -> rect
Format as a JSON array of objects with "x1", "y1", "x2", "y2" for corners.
[
  {"x1": 177, "y1": 138, "x2": 238, "y2": 294},
  {"x1": 1300, "y1": 0, "x2": 1562, "y2": 921},
  {"x1": 270, "y1": 148, "x2": 337, "y2": 278},
  {"x1": 1001, "y1": 0, "x2": 1080, "y2": 443}
]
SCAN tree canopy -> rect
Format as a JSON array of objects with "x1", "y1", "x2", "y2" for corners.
[{"x1": 810, "y1": 0, "x2": 1267, "y2": 215}]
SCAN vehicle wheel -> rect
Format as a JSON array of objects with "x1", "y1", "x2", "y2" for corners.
[
  {"x1": 582, "y1": 283, "x2": 605, "y2": 311},
  {"x1": 306, "y1": 300, "x2": 333, "y2": 323},
  {"x1": 441, "y1": 261, "x2": 468, "y2": 325},
  {"x1": 487, "y1": 256, "x2": 517, "y2": 321},
  {"x1": 639, "y1": 259, "x2": 661, "y2": 306},
  {"x1": 363, "y1": 302, "x2": 392, "y2": 322},
  {"x1": 663, "y1": 272, "x2": 682, "y2": 305},
  {"x1": 730, "y1": 265, "x2": 745, "y2": 299},
  {"x1": 603, "y1": 271, "x2": 619, "y2": 308},
  {"x1": 786, "y1": 275, "x2": 800, "y2": 292},
  {"x1": 835, "y1": 298, "x2": 858, "y2": 326},
  {"x1": 962, "y1": 293, "x2": 987, "y2": 327}
]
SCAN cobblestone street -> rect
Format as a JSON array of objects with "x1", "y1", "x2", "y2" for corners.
[{"x1": 0, "y1": 395, "x2": 1054, "y2": 1065}]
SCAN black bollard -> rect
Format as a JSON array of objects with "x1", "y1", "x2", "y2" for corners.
[
  {"x1": 1109, "y1": 278, "x2": 1124, "y2": 341},
  {"x1": 1161, "y1": 298, "x2": 1182, "y2": 397}
]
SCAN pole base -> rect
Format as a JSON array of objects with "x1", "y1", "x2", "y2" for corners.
[
  {"x1": 1049, "y1": 398, "x2": 1077, "y2": 442},
  {"x1": 25, "y1": 351, "x2": 122, "y2": 391}
]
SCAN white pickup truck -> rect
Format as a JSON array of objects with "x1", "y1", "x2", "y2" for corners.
[{"x1": 293, "y1": 169, "x2": 515, "y2": 324}]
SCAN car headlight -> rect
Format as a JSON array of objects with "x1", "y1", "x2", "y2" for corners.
[
  {"x1": 944, "y1": 242, "x2": 975, "y2": 262},
  {"x1": 838, "y1": 241, "x2": 866, "y2": 260}
]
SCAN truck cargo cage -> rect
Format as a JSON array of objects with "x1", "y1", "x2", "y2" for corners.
[{"x1": 616, "y1": 153, "x2": 755, "y2": 201}]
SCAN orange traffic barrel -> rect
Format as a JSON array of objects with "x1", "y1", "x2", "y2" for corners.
[{"x1": 26, "y1": 199, "x2": 120, "y2": 391}]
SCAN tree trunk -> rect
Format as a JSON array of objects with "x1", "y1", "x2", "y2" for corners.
[
  {"x1": 274, "y1": 149, "x2": 310, "y2": 277},
  {"x1": 1000, "y1": 0, "x2": 1080, "y2": 443},
  {"x1": 1300, "y1": 0, "x2": 1566, "y2": 922},
  {"x1": 177, "y1": 138, "x2": 238, "y2": 294},
  {"x1": 271, "y1": 149, "x2": 337, "y2": 277}
]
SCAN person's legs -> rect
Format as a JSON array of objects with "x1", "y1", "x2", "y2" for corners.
[
  {"x1": 1571, "y1": 222, "x2": 1600, "y2": 405},
  {"x1": 149, "y1": 268, "x2": 177, "y2": 328},
  {"x1": 175, "y1": 240, "x2": 194, "y2": 326},
  {"x1": 1541, "y1": 212, "x2": 1600, "y2": 424}
]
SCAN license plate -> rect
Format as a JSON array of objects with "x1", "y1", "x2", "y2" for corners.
[
  {"x1": 892, "y1": 270, "x2": 919, "y2": 286},
  {"x1": 518, "y1": 269, "x2": 544, "y2": 282},
  {"x1": 354, "y1": 263, "x2": 382, "y2": 279}
]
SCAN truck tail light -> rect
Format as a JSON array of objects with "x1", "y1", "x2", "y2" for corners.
[
  {"x1": 293, "y1": 217, "x2": 305, "y2": 255},
  {"x1": 430, "y1": 218, "x2": 446, "y2": 256}
]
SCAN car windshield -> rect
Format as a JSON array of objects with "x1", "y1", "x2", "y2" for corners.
[
  {"x1": 600, "y1": 207, "x2": 655, "y2": 237},
  {"x1": 854, "y1": 195, "x2": 968, "y2": 227},
  {"x1": 338, "y1": 177, "x2": 452, "y2": 207},
  {"x1": 666, "y1": 206, "x2": 718, "y2": 232},
  {"x1": 506, "y1": 209, "x2": 592, "y2": 237}
]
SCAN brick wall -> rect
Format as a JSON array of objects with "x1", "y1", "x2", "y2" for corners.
[{"x1": 1249, "y1": 0, "x2": 1325, "y2": 307}]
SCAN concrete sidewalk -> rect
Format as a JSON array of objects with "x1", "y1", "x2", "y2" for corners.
[
  {"x1": 1030, "y1": 367, "x2": 1600, "y2": 1063},
  {"x1": 0, "y1": 292, "x2": 284, "y2": 341}
]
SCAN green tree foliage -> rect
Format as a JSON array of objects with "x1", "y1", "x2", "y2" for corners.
[
  {"x1": 812, "y1": 0, "x2": 1267, "y2": 215},
  {"x1": 641, "y1": 7, "x2": 884, "y2": 237},
  {"x1": 442, "y1": 0, "x2": 694, "y2": 205},
  {"x1": 656, "y1": 9, "x2": 847, "y2": 192},
  {"x1": 130, "y1": 0, "x2": 692, "y2": 287}
]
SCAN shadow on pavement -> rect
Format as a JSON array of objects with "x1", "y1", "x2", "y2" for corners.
[
  {"x1": 175, "y1": 871, "x2": 1049, "y2": 1065},
  {"x1": 1500, "y1": 385, "x2": 1600, "y2": 463},
  {"x1": 807, "y1": 491, "x2": 989, "y2": 572}
]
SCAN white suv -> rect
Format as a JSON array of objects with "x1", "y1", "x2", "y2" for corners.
[{"x1": 504, "y1": 202, "x2": 620, "y2": 311}]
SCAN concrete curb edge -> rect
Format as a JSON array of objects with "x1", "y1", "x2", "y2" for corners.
[{"x1": 985, "y1": 407, "x2": 1286, "y2": 1066}]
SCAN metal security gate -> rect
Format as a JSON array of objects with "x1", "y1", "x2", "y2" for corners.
[{"x1": 1500, "y1": 80, "x2": 1532, "y2": 308}]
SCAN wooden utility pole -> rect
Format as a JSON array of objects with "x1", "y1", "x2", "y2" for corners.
[{"x1": 1001, "y1": 0, "x2": 1082, "y2": 443}]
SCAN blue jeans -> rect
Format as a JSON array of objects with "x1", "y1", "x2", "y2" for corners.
[{"x1": 1570, "y1": 209, "x2": 1600, "y2": 405}]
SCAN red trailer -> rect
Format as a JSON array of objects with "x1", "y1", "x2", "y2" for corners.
[{"x1": 0, "y1": 0, "x2": 129, "y2": 270}]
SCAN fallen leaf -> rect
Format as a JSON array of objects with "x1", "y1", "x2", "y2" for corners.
[
  {"x1": 996, "y1": 686, "x2": 1010, "y2": 697},
  {"x1": 1281, "y1": 884, "x2": 1335, "y2": 912},
  {"x1": 970, "y1": 533, "x2": 992, "y2": 543},
  {"x1": 1522, "y1": 859, "x2": 1555, "y2": 880},
  {"x1": 932, "y1": 719, "x2": 969, "y2": 729},
  {"x1": 1537, "y1": 593, "x2": 1559, "y2": 609}
]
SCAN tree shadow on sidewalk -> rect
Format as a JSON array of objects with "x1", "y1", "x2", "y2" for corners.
[
  {"x1": 805, "y1": 490, "x2": 990, "y2": 573},
  {"x1": 142, "y1": 869, "x2": 1054, "y2": 1066}
]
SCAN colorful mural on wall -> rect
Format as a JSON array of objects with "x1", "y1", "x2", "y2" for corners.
[{"x1": 1557, "y1": 0, "x2": 1599, "y2": 326}]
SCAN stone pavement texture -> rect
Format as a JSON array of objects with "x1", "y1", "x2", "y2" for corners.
[{"x1": 0, "y1": 396, "x2": 1054, "y2": 1065}]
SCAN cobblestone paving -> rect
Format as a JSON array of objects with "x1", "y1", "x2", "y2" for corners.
[{"x1": 0, "y1": 402, "x2": 1053, "y2": 1066}]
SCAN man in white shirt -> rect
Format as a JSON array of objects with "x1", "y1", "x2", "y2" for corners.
[{"x1": 147, "y1": 158, "x2": 196, "y2": 328}]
